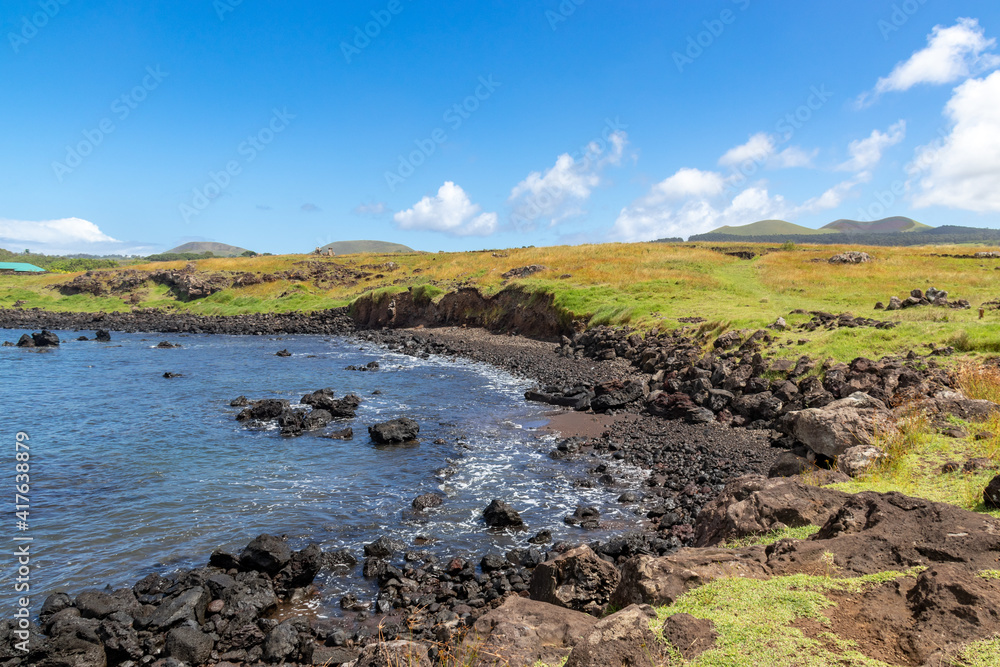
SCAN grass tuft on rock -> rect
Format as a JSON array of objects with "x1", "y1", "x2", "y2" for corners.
[
  {"x1": 723, "y1": 525, "x2": 820, "y2": 549},
  {"x1": 652, "y1": 570, "x2": 923, "y2": 667}
]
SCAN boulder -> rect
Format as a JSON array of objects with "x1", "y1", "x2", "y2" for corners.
[
  {"x1": 15, "y1": 334, "x2": 34, "y2": 348},
  {"x1": 274, "y1": 543, "x2": 322, "y2": 595},
  {"x1": 412, "y1": 493, "x2": 443, "y2": 511},
  {"x1": 564, "y1": 604, "x2": 665, "y2": 667},
  {"x1": 482, "y1": 499, "x2": 525, "y2": 529},
  {"x1": 661, "y1": 613, "x2": 718, "y2": 660},
  {"x1": 828, "y1": 251, "x2": 872, "y2": 264},
  {"x1": 368, "y1": 417, "x2": 419, "y2": 444},
  {"x1": 529, "y1": 545, "x2": 620, "y2": 615},
  {"x1": 302, "y1": 390, "x2": 361, "y2": 417},
  {"x1": 455, "y1": 596, "x2": 596, "y2": 667},
  {"x1": 610, "y1": 548, "x2": 768, "y2": 608},
  {"x1": 837, "y1": 445, "x2": 886, "y2": 477},
  {"x1": 693, "y1": 475, "x2": 852, "y2": 547},
  {"x1": 165, "y1": 624, "x2": 214, "y2": 664},
  {"x1": 985, "y1": 475, "x2": 1000, "y2": 509},
  {"x1": 236, "y1": 399, "x2": 290, "y2": 422},
  {"x1": 364, "y1": 536, "x2": 405, "y2": 559},
  {"x1": 144, "y1": 586, "x2": 209, "y2": 630},
  {"x1": 94, "y1": 330, "x2": 111, "y2": 342},
  {"x1": 591, "y1": 380, "x2": 645, "y2": 412},
  {"x1": 767, "y1": 451, "x2": 812, "y2": 478},
  {"x1": 783, "y1": 392, "x2": 891, "y2": 459},
  {"x1": 263, "y1": 620, "x2": 300, "y2": 663},
  {"x1": 240, "y1": 534, "x2": 292, "y2": 575},
  {"x1": 32, "y1": 330, "x2": 60, "y2": 347},
  {"x1": 766, "y1": 491, "x2": 1000, "y2": 577},
  {"x1": 914, "y1": 391, "x2": 999, "y2": 422}
]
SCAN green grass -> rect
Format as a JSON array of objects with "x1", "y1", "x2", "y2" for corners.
[
  {"x1": 952, "y1": 637, "x2": 1000, "y2": 667},
  {"x1": 2, "y1": 242, "x2": 1000, "y2": 363},
  {"x1": 830, "y1": 413, "x2": 1000, "y2": 520},
  {"x1": 652, "y1": 570, "x2": 924, "y2": 667},
  {"x1": 723, "y1": 525, "x2": 821, "y2": 549}
]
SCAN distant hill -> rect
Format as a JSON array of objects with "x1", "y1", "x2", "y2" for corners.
[
  {"x1": 318, "y1": 240, "x2": 415, "y2": 255},
  {"x1": 821, "y1": 217, "x2": 930, "y2": 234},
  {"x1": 704, "y1": 220, "x2": 837, "y2": 236},
  {"x1": 165, "y1": 242, "x2": 251, "y2": 257}
]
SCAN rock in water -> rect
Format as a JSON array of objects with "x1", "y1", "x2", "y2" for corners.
[
  {"x1": 31, "y1": 330, "x2": 60, "y2": 347},
  {"x1": 239, "y1": 534, "x2": 292, "y2": 575},
  {"x1": 94, "y1": 329, "x2": 111, "y2": 342},
  {"x1": 482, "y1": 499, "x2": 525, "y2": 528},
  {"x1": 368, "y1": 417, "x2": 419, "y2": 444}
]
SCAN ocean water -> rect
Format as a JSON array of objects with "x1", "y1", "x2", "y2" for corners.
[{"x1": 1, "y1": 330, "x2": 643, "y2": 616}]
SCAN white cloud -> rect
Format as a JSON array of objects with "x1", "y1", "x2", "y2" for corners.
[
  {"x1": 647, "y1": 168, "x2": 725, "y2": 204},
  {"x1": 354, "y1": 202, "x2": 388, "y2": 216},
  {"x1": 799, "y1": 176, "x2": 868, "y2": 214},
  {"x1": 772, "y1": 146, "x2": 817, "y2": 169},
  {"x1": 719, "y1": 133, "x2": 775, "y2": 167},
  {"x1": 837, "y1": 121, "x2": 907, "y2": 174},
  {"x1": 909, "y1": 70, "x2": 1000, "y2": 212},
  {"x1": 859, "y1": 18, "x2": 1000, "y2": 105},
  {"x1": 0, "y1": 217, "x2": 119, "y2": 246},
  {"x1": 613, "y1": 163, "x2": 857, "y2": 242},
  {"x1": 509, "y1": 130, "x2": 628, "y2": 224},
  {"x1": 718, "y1": 132, "x2": 816, "y2": 171},
  {"x1": 612, "y1": 175, "x2": 791, "y2": 242},
  {"x1": 393, "y1": 182, "x2": 498, "y2": 236},
  {"x1": 0, "y1": 217, "x2": 158, "y2": 256}
]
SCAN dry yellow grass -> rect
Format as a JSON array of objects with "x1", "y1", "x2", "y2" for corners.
[{"x1": 2, "y1": 242, "x2": 999, "y2": 362}]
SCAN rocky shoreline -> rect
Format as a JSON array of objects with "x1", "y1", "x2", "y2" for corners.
[{"x1": 2, "y1": 310, "x2": 999, "y2": 666}]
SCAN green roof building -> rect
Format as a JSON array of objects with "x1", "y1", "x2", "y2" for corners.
[{"x1": 0, "y1": 262, "x2": 45, "y2": 273}]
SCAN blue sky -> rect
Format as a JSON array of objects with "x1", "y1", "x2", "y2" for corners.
[{"x1": 3, "y1": 0, "x2": 1000, "y2": 255}]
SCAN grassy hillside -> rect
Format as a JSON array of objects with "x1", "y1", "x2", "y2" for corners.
[
  {"x1": 165, "y1": 242, "x2": 251, "y2": 256},
  {"x1": 319, "y1": 240, "x2": 415, "y2": 255},
  {"x1": 1, "y1": 242, "x2": 999, "y2": 362},
  {"x1": 704, "y1": 220, "x2": 837, "y2": 236},
  {"x1": 821, "y1": 216, "x2": 930, "y2": 234}
]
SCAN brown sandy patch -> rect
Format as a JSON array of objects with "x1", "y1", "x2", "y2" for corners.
[{"x1": 541, "y1": 411, "x2": 639, "y2": 439}]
